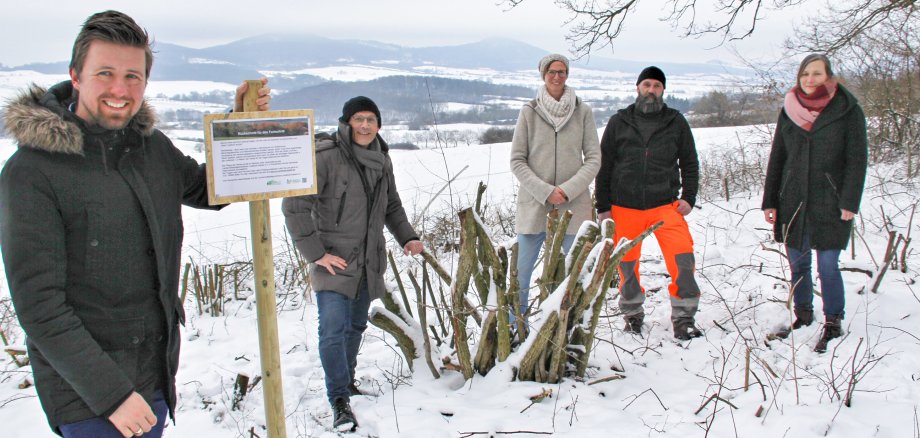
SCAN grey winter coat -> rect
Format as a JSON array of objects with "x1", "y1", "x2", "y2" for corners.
[
  {"x1": 282, "y1": 123, "x2": 418, "y2": 300},
  {"x1": 510, "y1": 97, "x2": 601, "y2": 234},
  {"x1": 0, "y1": 82, "x2": 219, "y2": 432},
  {"x1": 762, "y1": 84, "x2": 868, "y2": 250}
]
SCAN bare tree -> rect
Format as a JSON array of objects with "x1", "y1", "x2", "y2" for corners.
[
  {"x1": 502, "y1": 0, "x2": 917, "y2": 57},
  {"x1": 786, "y1": 0, "x2": 919, "y2": 55},
  {"x1": 835, "y1": 6, "x2": 920, "y2": 176}
]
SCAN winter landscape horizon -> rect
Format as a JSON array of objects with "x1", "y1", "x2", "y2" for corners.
[{"x1": 1, "y1": 34, "x2": 919, "y2": 438}]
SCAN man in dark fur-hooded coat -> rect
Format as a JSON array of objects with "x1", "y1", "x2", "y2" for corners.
[
  {"x1": 0, "y1": 80, "x2": 216, "y2": 433},
  {"x1": 0, "y1": 12, "x2": 270, "y2": 433},
  {"x1": 0, "y1": 37, "x2": 268, "y2": 435}
]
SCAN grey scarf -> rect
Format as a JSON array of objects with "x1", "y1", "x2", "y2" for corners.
[{"x1": 536, "y1": 85, "x2": 577, "y2": 131}]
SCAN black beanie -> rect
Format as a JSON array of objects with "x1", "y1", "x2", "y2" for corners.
[
  {"x1": 636, "y1": 66, "x2": 666, "y2": 88},
  {"x1": 339, "y1": 96, "x2": 382, "y2": 126}
]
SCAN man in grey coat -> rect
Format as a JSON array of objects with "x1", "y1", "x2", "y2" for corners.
[
  {"x1": 0, "y1": 10, "x2": 270, "y2": 438},
  {"x1": 282, "y1": 96, "x2": 422, "y2": 432}
]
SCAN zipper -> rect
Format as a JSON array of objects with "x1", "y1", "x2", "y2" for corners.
[
  {"x1": 642, "y1": 143, "x2": 650, "y2": 208},
  {"x1": 552, "y1": 130, "x2": 559, "y2": 187},
  {"x1": 778, "y1": 172, "x2": 791, "y2": 200},
  {"x1": 825, "y1": 173, "x2": 841, "y2": 200},
  {"x1": 335, "y1": 191, "x2": 347, "y2": 228}
]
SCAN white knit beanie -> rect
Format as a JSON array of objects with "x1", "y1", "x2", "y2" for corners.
[{"x1": 538, "y1": 53, "x2": 569, "y2": 76}]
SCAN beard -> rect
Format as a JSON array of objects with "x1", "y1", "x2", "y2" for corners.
[
  {"x1": 76, "y1": 97, "x2": 137, "y2": 130},
  {"x1": 636, "y1": 92, "x2": 664, "y2": 114}
]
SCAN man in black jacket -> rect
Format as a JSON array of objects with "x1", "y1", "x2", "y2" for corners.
[
  {"x1": 0, "y1": 11, "x2": 269, "y2": 438},
  {"x1": 595, "y1": 66, "x2": 703, "y2": 341}
]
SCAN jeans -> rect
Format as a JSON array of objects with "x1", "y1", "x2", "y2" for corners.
[
  {"x1": 786, "y1": 233, "x2": 845, "y2": 318},
  {"x1": 515, "y1": 232, "x2": 576, "y2": 319},
  {"x1": 316, "y1": 282, "x2": 370, "y2": 404},
  {"x1": 60, "y1": 391, "x2": 168, "y2": 438}
]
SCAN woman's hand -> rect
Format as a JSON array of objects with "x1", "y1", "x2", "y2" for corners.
[
  {"x1": 841, "y1": 209, "x2": 856, "y2": 221},
  {"x1": 547, "y1": 187, "x2": 568, "y2": 205},
  {"x1": 763, "y1": 208, "x2": 777, "y2": 224}
]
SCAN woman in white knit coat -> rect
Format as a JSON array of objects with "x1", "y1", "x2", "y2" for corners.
[{"x1": 509, "y1": 53, "x2": 601, "y2": 320}]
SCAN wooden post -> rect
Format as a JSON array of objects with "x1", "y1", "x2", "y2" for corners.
[{"x1": 244, "y1": 80, "x2": 287, "y2": 438}]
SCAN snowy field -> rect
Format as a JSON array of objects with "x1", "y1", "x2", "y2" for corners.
[{"x1": 1, "y1": 116, "x2": 919, "y2": 438}]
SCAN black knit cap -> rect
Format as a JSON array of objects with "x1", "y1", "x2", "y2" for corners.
[
  {"x1": 339, "y1": 96, "x2": 382, "y2": 126},
  {"x1": 636, "y1": 66, "x2": 666, "y2": 88}
]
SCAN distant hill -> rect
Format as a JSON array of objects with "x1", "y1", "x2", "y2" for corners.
[
  {"x1": 2, "y1": 35, "x2": 750, "y2": 82},
  {"x1": 273, "y1": 75, "x2": 535, "y2": 124}
]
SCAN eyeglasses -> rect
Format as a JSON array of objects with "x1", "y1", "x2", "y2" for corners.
[
  {"x1": 350, "y1": 115, "x2": 378, "y2": 126},
  {"x1": 546, "y1": 70, "x2": 568, "y2": 78}
]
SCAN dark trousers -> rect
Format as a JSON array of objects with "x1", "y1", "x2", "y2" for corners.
[
  {"x1": 60, "y1": 391, "x2": 168, "y2": 438},
  {"x1": 786, "y1": 232, "x2": 845, "y2": 318}
]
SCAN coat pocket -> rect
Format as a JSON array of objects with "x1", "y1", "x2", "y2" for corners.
[
  {"x1": 83, "y1": 317, "x2": 147, "y2": 350},
  {"x1": 82, "y1": 317, "x2": 146, "y2": 384}
]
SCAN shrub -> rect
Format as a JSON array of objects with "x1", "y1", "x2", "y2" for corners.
[{"x1": 479, "y1": 127, "x2": 514, "y2": 145}]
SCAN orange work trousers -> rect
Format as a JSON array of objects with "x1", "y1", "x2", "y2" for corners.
[{"x1": 610, "y1": 202, "x2": 700, "y2": 319}]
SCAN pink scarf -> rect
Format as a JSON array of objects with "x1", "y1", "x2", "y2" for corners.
[{"x1": 783, "y1": 78, "x2": 838, "y2": 131}]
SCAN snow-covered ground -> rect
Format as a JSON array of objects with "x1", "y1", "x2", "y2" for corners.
[{"x1": 1, "y1": 115, "x2": 918, "y2": 437}]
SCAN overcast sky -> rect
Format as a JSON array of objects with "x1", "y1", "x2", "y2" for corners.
[{"x1": 0, "y1": 0, "x2": 801, "y2": 67}]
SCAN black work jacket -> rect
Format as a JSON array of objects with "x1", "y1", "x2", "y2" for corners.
[{"x1": 596, "y1": 104, "x2": 699, "y2": 212}]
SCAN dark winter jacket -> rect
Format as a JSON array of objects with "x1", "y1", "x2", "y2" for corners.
[
  {"x1": 282, "y1": 123, "x2": 418, "y2": 300},
  {"x1": 0, "y1": 82, "x2": 219, "y2": 432},
  {"x1": 762, "y1": 84, "x2": 868, "y2": 250},
  {"x1": 595, "y1": 104, "x2": 699, "y2": 212}
]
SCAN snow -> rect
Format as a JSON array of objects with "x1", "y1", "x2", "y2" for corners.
[
  {"x1": 0, "y1": 70, "x2": 70, "y2": 102},
  {"x1": 1, "y1": 78, "x2": 919, "y2": 438}
]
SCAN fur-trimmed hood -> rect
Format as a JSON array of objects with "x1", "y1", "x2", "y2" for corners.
[{"x1": 3, "y1": 81, "x2": 157, "y2": 155}]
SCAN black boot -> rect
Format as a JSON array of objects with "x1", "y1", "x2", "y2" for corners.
[
  {"x1": 814, "y1": 317, "x2": 842, "y2": 353},
  {"x1": 332, "y1": 397, "x2": 358, "y2": 432},
  {"x1": 673, "y1": 318, "x2": 703, "y2": 341},
  {"x1": 347, "y1": 380, "x2": 362, "y2": 397},
  {"x1": 624, "y1": 314, "x2": 644, "y2": 334},
  {"x1": 772, "y1": 308, "x2": 815, "y2": 340}
]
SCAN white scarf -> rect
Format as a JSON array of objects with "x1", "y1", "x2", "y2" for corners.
[{"x1": 536, "y1": 85, "x2": 576, "y2": 131}]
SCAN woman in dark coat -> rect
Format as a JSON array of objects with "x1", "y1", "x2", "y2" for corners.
[{"x1": 762, "y1": 53, "x2": 868, "y2": 352}]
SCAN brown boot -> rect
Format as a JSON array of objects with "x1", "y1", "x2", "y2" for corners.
[
  {"x1": 814, "y1": 317, "x2": 842, "y2": 353},
  {"x1": 792, "y1": 308, "x2": 814, "y2": 329}
]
